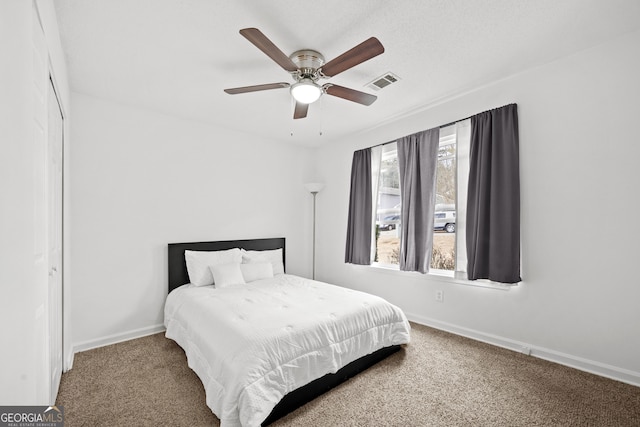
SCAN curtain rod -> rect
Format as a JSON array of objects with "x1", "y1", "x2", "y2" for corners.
[
  {"x1": 367, "y1": 119, "x2": 464, "y2": 149},
  {"x1": 438, "y1": 103, "x2": 516, "y2": 129},
  {"x1": 366, "y1": 103, "x2": 516, "y2": 149}
]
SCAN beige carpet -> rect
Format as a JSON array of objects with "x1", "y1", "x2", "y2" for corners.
[{"x1": 57, "y1": 323, "x2": 640, "y2": 426}]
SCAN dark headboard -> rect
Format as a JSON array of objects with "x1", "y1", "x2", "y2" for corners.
[{"x1": 167, "y1": 237, "x2": 286, "y2": 293}]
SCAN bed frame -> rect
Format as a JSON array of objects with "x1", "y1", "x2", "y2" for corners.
[{"x1": 167, "y1": 237, "x2": 401, "y2": 425}]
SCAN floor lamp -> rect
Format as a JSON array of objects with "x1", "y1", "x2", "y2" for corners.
[{"x1": 305, "y1": 183, "x2": 324, "y2": 280}]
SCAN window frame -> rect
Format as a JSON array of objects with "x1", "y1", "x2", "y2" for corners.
[
  {"x1": 372, "y1": 126, "x2": 460, "y2": 276},
  {"x1": 362, "y1": 262, "x2": 513, "y2": 290}
]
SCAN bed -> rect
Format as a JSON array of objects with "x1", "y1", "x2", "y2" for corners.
[{"x1": 165, "y1": 238, "x2": 410, "y2": 426}]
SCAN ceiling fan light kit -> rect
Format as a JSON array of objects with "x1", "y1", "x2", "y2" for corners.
[
  {"x1": 224, "y1": 28, "x2": 384, "y2": 119},
  {"x1": 290, "y1": 79, "x2": 322, "y2": 104}
]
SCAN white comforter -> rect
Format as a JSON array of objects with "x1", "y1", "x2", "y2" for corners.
[{"x1": 164, "y1": 274, "x2": 410, "y2": 427}]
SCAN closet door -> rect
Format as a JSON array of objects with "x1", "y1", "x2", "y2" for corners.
[{"x1": 47, "y1": 78, "x2": 63, "y2": 402}]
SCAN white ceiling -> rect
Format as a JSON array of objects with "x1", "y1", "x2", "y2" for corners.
[{"x1": 54, "y1": 0, "x2": 640, "y2": 146}]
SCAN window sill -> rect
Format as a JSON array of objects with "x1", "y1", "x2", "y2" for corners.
[{"x1": 357, "y1": 262, "x2": 515, "y2": 291}]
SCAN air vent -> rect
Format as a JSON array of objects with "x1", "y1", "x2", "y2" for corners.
[{"x1": 366, "y1": 72, "x2": 401, "y2": 91}]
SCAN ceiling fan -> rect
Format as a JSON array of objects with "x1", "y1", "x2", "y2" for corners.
[{"x1": 224, "y1": 28, "x2": 385, "y2": 119}]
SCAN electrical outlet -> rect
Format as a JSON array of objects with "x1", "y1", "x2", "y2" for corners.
[{"x1": 435, "y1": 290, "x2": 444, "y2": 303}]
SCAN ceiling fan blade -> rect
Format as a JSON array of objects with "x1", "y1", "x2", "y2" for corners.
[
  {"x1": 239, "y1": 28, "x2": 298, "y2": 73},
  {"x1": 320, "y1": 37, "x2": 384, "y2": 77},
  {"x1": 293, "y1": 102, "x2": 308, "y2": 119},
  {"x1": 324, "y1": 84, "x2": 377, "y2": 106},
  {"x1": 224, "y1": 82, "x2": 290, "y2": 94}
]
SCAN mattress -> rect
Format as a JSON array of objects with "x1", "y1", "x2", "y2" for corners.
[{"x1": 164, "y1": 274, "x2": 410, "y2": 427}]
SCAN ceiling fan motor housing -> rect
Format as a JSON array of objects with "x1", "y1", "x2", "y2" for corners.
[{"x1": 290, "y1": 50, "x2": 325, "y2": 80}]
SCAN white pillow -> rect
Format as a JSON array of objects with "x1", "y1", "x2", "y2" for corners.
[
  {"x1": 241, "y1": 248, "x2": 285, "y2": 275},
  {"x1": 209, "y1": 263, "x2": 245, "y2": 289},
  {"x1": 240, "y1": 262, "x2": 274, "y2": 283},
  {"x1": 185, "y1": 248, "x2": 242, "y2": 286}
]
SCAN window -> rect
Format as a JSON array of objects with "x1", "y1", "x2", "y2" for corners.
[
  {"x1": 432, "y1": 125, "x2": 457, "y2": 271},
  {"x1": 347, "y1": 105, "x2": 519, "y2": 283},
  {"x1": 375, "y1": 144, "x2": 401, "y2": 264},
  {"x1": 374, "y1": 123, "x2": 469, "y2": 276}
]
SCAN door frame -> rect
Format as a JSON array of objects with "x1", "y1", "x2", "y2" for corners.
[{"x1": 47, "y1": 73, "x2": 65, "y2": 401}]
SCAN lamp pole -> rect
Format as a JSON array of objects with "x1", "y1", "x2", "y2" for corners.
[
  {"x1": 305, "y1": 183, "x2": 324, "y2": 280},
  {"x1": 311, "y1": 190, "x2": 318, "y2": 280}
]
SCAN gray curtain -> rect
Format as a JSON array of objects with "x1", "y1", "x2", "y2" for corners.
[
  {"x1": 397, "y1": 129, "x2": 440, "y2": 273},
  {"x1": 345, "y1": 148, "x2": 372, "y2": 265},
  {"x1": 467, "y1": 104, "x2": 521, "y2": 283}
]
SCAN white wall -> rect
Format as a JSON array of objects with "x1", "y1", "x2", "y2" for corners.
[
  {"x1": 313, "y1": 29, "x2": 640, "y2": 385},
  {"x1": 0, "y1": 0, "x2": 38, "y2": 404},
  {"x1": 0, "y1": 0, "x2": 70, "y2": 404},
  {"x1": 69, "y1": 93, "x2": 316, "y2": 349}
]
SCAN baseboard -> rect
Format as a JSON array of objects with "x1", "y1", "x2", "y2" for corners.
[
  {"x1": 72, "y1": 324, "x2": 166, "y2": 355},
  {"x1": 405, "y1": 312, "x2": 640, "y2": 388}
]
